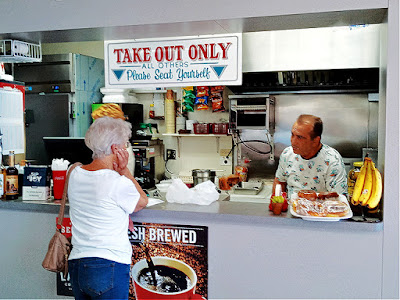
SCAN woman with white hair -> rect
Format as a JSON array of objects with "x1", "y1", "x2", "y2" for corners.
[{"x1": 67, "y1": 116, "x2": 148, "y2": 300}]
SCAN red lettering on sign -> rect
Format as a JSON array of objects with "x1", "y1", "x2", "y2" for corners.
[
  {"x1": 132, "y1": 48, "x2": 143, "y2": 62},
  {"x1": 155, "y1": 47, "x2": 163, "y2": 62},
  {"x1": 175, "y1": 45, "x2": 184, "y2": 61},
  {"x1": 209, "y1": 43, "x2": 219, "y2": 59},
  {"x1": 113, "y1": 49, "x2": 123, "y2": 63},
  {"x1": 143, "y1": 47, "x2": 151, "y2": 62},
  {"x1": 122, "y1": 49, "x2": 132, "y2": 63},
  {"x1": 164, "y1": 46, "x2": 174, "y2": 62},
  {"x1": 198, "y1": 44, "x2": 208, "y2": 60},
  {"x1": 188, "y1": 45, "x2": 198, "y2": 60},
  {"x1": 219, "y1": 42, "x2": 231, "y2": 59}
]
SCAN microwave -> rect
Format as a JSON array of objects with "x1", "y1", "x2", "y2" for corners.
[{"x1": 229, "y1": 94, "x2": 275, "y2": 132}]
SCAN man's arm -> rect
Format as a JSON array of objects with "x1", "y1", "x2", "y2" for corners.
[{"x1": 273, "y1": 177, "x2": 287, "y2": 195}]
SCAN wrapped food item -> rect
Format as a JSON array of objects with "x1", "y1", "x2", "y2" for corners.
[
  {"x1": 182, "y1": 87, "x2": 196, "y2": 112},
  {"x1": 292, "y1": 191, "x2": 349, "y2": 217},
  {"x1": 219, "y1": 174, "x2": 240, "y2": 190},
  {"x1": 195, "y1": 96, "x2": 209, "y2": 110},
  {"x1": 317, "y1": 191, "x2": 339, "y2": 200},
  {"x1": 297, "y1": 189, "x2": 317, "y2": 201},
  {"x1": 196, "y1": 86, "x2": 209, "y2": 97},
  {"x1": 91, "y1": 103, "x2": 125, "y2": 120},
  {"x1": 195, "y1": 86, "x2": 210, "y2": 110},
  {"x1": 210, "y1": 86, "x2": 225, "y2": 112}
]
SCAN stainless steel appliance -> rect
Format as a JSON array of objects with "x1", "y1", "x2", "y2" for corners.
[
  {"x1": 14, "y1": 54, "x2": 104, "y2": 164},
  {"x1": 192, "y1": 169, "x2": 216, "y2": 186},
  {"x1": 132, "y1": 141, "x2": 164, "y2": 189},
  {"x1": 229, "y1": 95, "x2": 275, "y2": 131}
]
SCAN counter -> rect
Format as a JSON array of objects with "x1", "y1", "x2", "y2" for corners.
[{"x1": 0, "y1": 195, "x2": 384, "y2": 299}]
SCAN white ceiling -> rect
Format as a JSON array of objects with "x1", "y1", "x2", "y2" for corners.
[{"x1": 0, "y1": 9, "x2": 387, "y2": 44}]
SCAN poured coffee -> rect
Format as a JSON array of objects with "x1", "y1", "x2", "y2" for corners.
[{"x1": 137, "y1": 265, "x2": 191, "y2": 293}]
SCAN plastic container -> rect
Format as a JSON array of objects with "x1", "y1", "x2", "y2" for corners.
[
  {"x1": 193, "y1": 123, "x2": 210, "y2": 134},
  {"x1": 211, "y1": 123, "x2": 229, "y2": 134}
]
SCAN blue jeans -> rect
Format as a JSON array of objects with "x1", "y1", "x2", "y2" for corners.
[{"x1": 69, "y1": 257, "x2": 130, "y2": 300}]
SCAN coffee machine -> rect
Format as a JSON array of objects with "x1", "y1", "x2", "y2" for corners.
[{"x1": 131, "y1": 141, "x2": 165, "y2": 189}]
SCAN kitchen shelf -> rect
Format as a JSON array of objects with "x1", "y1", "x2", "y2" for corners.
[
  {"x1": 0, "y1": 40, "x2": 42, "y2": 63},
  {"x1": 133, "y1": 89, "x2": 167, "y2": 94},
  {"x1": 162, "y1": 133, "x2": 231, "y2": 157}
]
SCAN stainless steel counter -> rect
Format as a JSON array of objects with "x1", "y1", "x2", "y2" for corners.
[{"x1": 0, "y1": 195, "x2": 382, "y2": 230}]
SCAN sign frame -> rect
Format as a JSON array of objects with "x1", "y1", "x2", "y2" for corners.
[{"x1": 104, "y1": 33, "x2": 242, "y2": 88}]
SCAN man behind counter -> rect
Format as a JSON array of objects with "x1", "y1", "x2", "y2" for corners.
[{"x1": 273, "y1": 114, "x2": 347, "y2": 199}]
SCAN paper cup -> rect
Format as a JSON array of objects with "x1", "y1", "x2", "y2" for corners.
[{"x1": 52, "y1": 170, "x2": 67, "y2": 200}]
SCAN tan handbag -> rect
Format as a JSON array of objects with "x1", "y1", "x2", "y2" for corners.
[{"x1": 42, "y1": 162, "x2": 81, "y2": 279}]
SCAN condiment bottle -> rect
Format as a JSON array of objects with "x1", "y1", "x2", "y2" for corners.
[
  {"x1": 6, "y1": 151, "x2": 19, "y2": 200},
  {"x1": 149, "y1": 103, "x2": 155, "y2": 119}
]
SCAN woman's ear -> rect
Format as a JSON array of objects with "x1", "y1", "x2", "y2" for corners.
[{"x1": 111, "y1": 144, "x2": 118, "y2": 154}]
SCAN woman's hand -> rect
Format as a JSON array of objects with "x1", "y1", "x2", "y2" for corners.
[{"x1": 112, "y1": 144, "x2": 129, "y2": 174}]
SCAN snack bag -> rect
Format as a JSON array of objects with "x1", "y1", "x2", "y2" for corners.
[
  {"x1": 210, "y1": 86, "x2": 225, "y2": 112},
  {"x1": 195, "y1": 96, "x2": 209, "y2": 110},
  {"x1": 182, "y1": 87, "x2": 196, "y2": 112}
]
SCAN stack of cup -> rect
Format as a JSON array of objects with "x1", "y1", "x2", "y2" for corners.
[
  {"x1": 165, "y1": 90, "x2": 175, "y2": 134},
  {"x1": 51, "y1": 159, "x2": 70, "y2": 200}
]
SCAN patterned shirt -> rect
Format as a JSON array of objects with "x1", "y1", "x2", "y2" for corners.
[{"x1": 275, "y1": 144, "x2": 347, "y2": 199}]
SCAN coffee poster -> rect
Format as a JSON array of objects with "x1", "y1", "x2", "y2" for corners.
[{"x1": 129, "y1": 222, "x2": 208, "y2": 300}]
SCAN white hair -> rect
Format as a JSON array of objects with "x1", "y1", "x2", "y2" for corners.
[{"x1": 85, "y1": 116, "x2": 132, "y2": 159}]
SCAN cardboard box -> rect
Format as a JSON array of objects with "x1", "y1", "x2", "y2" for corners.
[{"x1": 22, "y1": 166, "x2": 51, "y2": 200}]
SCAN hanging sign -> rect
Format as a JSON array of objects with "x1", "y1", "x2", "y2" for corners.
[{"x1": 104, "y1": 34, "x2": 242, "y2": 88}]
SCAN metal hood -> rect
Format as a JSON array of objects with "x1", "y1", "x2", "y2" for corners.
[{"x1": 14, "y1": 54, "x2": 75, "y2": 93}]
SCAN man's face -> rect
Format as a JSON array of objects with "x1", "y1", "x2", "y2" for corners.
[{"x1": 290, "y1": 121, "x2": 320, "y2": 159}]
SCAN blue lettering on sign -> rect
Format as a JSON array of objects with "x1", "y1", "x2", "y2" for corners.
[
  {"x1": 176, "y1": 67, "x2": 211, "y2": 81},
  {"x1": 126, "y1": 70, "x2": 151, "y2": 81},
  {"x1": 154, "y1": 69, "x2": 173, "y2": 80}
]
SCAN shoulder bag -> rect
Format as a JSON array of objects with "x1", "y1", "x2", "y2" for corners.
[{"x1": 42, "y1": 162, "x2": 81, "y2": 279}]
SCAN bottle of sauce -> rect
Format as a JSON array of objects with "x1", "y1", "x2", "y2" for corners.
[
  {"x1": 149, "y1": 103, "x2": 155, "y2": 119},
  {"x1": 6, "y1": 151, "x2": 19, "y2": 200}
]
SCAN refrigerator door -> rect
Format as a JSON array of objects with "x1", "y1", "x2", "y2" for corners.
[{"x1": 25, "y1": 94, "x2": 69, "y2": 164}]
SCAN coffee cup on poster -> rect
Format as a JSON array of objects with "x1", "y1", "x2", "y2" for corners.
[{"x1": 131, "y1": 256, "x2": 203, "y2": 299}]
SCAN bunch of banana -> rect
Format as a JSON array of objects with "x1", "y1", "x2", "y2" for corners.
[{"x1": 351, "y1": 157, "x2": 382, "y2": 209}]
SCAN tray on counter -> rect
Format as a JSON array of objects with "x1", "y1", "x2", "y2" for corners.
[{"x1": 232, "y1": 181, "x2": 264, "y2": 195}]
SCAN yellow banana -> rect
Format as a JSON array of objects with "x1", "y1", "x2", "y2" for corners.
[
  {"x1": 351, "y1": 157, "x2": 370, "y2": 205},
  {"x1": 359, "y1": 159, "x2": 373, "y2": 206},
  {"x1": 367, "y1": 162, "x2": 383, "y2": 209}
]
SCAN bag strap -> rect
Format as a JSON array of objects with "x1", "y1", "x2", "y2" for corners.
[{"x1": 56, "y1": 162, "x2": 82, "y2": 229}]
